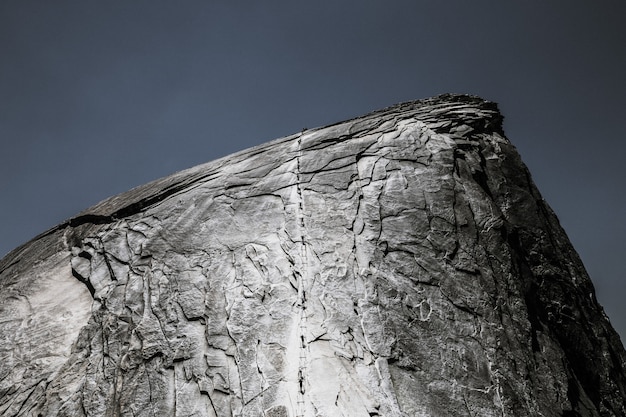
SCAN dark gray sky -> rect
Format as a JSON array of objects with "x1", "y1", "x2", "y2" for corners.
[{"x1": 1, "y1": 1, "x2": 624, "y2": 341}]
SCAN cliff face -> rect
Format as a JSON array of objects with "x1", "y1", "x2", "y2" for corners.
[{"x1": 1, "y1": 94, "x2": 624, "y2": 417}]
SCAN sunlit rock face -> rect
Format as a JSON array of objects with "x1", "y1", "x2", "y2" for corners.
[{"x1": 1, "y1": 94, "x2": 625, "y2": 416}]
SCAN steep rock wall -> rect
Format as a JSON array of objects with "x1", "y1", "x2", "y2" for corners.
[{"x1": 1, "y1": 94, "x2": 625, "y2": 416}]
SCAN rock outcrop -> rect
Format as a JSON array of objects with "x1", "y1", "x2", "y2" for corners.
[{"x1": 1, "y1": 94, "x2": 625, "y2": 416}]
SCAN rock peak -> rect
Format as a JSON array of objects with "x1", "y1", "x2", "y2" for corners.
[
  {"x1": 1, "y1": 95, "x2": 625, "y2": 416},
  {"x1": 324, "y1": 93, "x2": 505, "y2": 137}
]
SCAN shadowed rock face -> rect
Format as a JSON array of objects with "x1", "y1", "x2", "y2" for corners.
[{"x1": 1, "y1": 94, "x2": 625, "y2": 416}]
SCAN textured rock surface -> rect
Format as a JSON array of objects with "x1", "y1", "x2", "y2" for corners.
[{"x1": 1, "y1": 94, "x2": 625, "y2": 416}]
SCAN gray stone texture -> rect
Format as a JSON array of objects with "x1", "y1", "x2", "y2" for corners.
[{"x1": 1, "y1": 94, "x2": 625, "y2": 416}]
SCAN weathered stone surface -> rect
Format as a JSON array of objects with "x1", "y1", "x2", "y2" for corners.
[{"x1": 1, "y1": 94, "x2": 625, "y2": 416}]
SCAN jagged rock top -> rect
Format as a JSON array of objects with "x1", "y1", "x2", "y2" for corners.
[
  {"x1": 1, "y1": 94, "x2": 501, "y2": 273},
  {"x1": 1, "y1": 94, "x2": 625, "y2": 416},
  {"x1": 15, "y1": 95, "x2": 503, "y2": 223}
]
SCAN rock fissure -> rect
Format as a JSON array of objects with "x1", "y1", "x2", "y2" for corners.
[{"x1": 294, "y1": 131, "x2": 311, "y2": 417}]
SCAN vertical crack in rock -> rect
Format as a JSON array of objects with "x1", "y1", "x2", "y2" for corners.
[
  {"x1": 1, "y1": 94, "x2": 625, "y2": 417},
  {"x1": 294, "y1": 131, "x2": 310, "y2": 417}
]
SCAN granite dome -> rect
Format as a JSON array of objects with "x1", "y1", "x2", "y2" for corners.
[{"x1": 1, "y1": 95, "x2": 625, "y2": 416}]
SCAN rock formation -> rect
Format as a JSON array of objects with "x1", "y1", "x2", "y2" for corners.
[{"x1": 1, "y1": 94, "x2": 625, "y2": 416}]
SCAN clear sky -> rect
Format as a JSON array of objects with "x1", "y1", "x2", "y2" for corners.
[{"x1": 1, "y1": 1, "x2": 624, "y2": 341}]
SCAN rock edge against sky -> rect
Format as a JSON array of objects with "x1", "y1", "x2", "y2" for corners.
[{"x1": 1, "y1": 94, "x2": 625, "y2": 416}]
